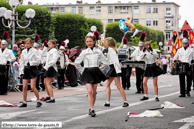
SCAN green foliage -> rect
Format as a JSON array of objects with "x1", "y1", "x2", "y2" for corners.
[
  {"x1": 105, "y1": 22, "x2": 165, "y2": 48},
  {"x1": 15, "y1": 14, "x2": 35, "y2": 42},
  {"x1": 15, "y1": 5, "x2": 52, "y2": 42},
  {"x1": 86, "y1": 18, "x2": 104, "y2": 34},
  {"x1": 0, "y1": 0, "x2": 12, "y2": 39}
]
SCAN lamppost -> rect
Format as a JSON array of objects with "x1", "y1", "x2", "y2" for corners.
[
  {"x1": 0, "y1": 0, "x2": 35, "y2": 47},
  {"x1": 158, "y1": 42, "x2": 163, "y2": 57},
  {"x1": 91, "y1": 25, "x2": 97, "y2": 32}
]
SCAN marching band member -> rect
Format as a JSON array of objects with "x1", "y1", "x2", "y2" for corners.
[
  {"x1": 104, "y1": 37, "x2": 129, "y2": 107},
  {"x1": 41, "y1": 40, "x2": 59, "y2": 103},
  {"x1": 139, "y1": 42, "x2": 163, "y2": 101},
  {"x1": 33, "y1": 34, "x2": 42, "y2": 92},
  {"x1": 174, "y1": 30, "x2": 194, "y2": 97},
  {"x1": 120, "y1": 38, "x2": 131, "y2": 90},
  {"x1": 129, "y1": 32, "x2": 147, "y2": 94},
  {"x1": 0, "y1": 31, "x2": 16, "y2": 95},
  {"x1": 19, "y1": 38, "x2": 42, "y2": 107},
  {"x1": 74, "y1": 34, "x2": 108, "y2": 117},
  {"x1": 57, "y1": 41, "x2": 69, "y2": 90}
]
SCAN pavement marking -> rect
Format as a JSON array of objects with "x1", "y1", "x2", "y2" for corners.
[
  {"x1": 63, "y1": 91, "x2": 179, "y2": 124},
  {"x1": 0, "y1": 110, "x2": 36, "y2": 120},
  {"x1": 173, "y1": 116, "x2": 194, "y2": 129}
]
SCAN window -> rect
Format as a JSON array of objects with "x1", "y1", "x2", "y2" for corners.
[
  {"x1": 60, "y1": 7, "x2": 65, "y2": 13},
  {"x1": 78, "y1": 7, "x2": 83, "y2": 14},
  {"x1": 166, "y1": 5, "x2": 171, "y2": 15},
  {"x1": 90, "y1": 6, "x2": 95, "y2": 14},
  {"x1": 133, "y1": 19, "x2": 139, "y2": 24},
  {"x1": 96, "y1": 6, "x2": 101, "y2": 14},
  {"x1": 166, "y1": 20, "x2": 171, "y2": 29},
  {"x1": 108, "y1": 6, "x2": 113, "y2": 14},
  {"x1": 146, "y1": 20, "x2": 151, "y2": 26},
  {"x1": 108, "y1": 19, "x2": 113, "y2": 23},
  {"x1": 166, "y1": 32, "x2": 171, "y2": 41},
  {"x1": 133, "y1": 6, "x2": 139, "y2": 13},
  {"x1": 120, "y1": 6, "x2": 128, "y2": 14},
  {"x1": 50, "y1": 7, "x2": 56, "y2": 12},
  {"x1": 146, "y1": 6, "x2": 151, "y2": 13},
  {"x1": 153, "y1": 20, "x2": 158, "y2": 26},
  {"x1": 153, "y1": 6, "x2": 158, "y2": 13},
  {"x1": 72, "y1": 7, "x2": 76, "y2": 13}
]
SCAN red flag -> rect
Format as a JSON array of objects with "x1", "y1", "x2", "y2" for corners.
[
  {"x1": 172, "y1": 46, "x2": 176, "y2": 57},
  {"x1": 173, "y1": 31, "x2": 178, "y2": 46},
  {"x1": 189, "y1": 31, "x2": 193, "y2": 44}
]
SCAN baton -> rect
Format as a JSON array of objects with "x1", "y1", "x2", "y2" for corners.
[{"x1": 125, "y1": 112, "x2": 130, "y2": 122}]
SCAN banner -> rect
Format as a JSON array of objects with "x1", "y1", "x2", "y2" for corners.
[
  {"x1": 178, "y1": 38, "x2": 182, "y2": 49},
  {"x1": 172, "y1": 46, "x2": 176, "y2": 57},
  {"x1": 189, "y1": 31, "x2": 193, "y2": 44},
  {"x1": 173, "y1": 31, "x2": 178, "y2": 46}
]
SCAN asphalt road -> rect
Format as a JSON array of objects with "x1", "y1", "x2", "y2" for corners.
[{"x1": 1, "y1": 74, "x2": 194, "y2": 129}]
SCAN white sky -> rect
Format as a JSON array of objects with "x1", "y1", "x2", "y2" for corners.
[{"x1": 23, "y1": 0, "x2": 194, "y2": 29}]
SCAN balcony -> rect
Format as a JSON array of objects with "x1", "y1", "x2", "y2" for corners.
[{"x1": 164, "y1": 25, "x2": 174, "y2": 31}]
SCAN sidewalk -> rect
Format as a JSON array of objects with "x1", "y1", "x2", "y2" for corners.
[{"x1": 1, "y1": 84, "x2": 117, "y2": 104}]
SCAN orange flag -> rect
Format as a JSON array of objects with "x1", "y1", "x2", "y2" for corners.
[
  {"x1": 178, "y1": 38, "x2": 182, "y2": 49},
  {"x1": 189, "y1": 31, "x2": 193, "y2": 44},
  {"x1": 172, "y1": 46, "x2": 176, "y2": 57}
]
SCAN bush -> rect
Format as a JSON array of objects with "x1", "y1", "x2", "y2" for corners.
[
  {"x1": 15, "y1": 5, "x2": 52, "y2": 42},
  {"x1": 0, "y1": 0, "x2": 12, "y2": 40},
  {"x1": 105, "y1": 22, "x2": 165, "y2": 47},
  {"x1": 86, "y1": 18, "x2": 104, "y2": 34}
]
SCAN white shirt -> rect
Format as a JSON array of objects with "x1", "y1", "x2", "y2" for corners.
[
  {"x1": 43, "y1": 48, "x2": 59, "y2": 72},
  {"x1": 0, "y1": 48, "x2": 15, "y2": 65},
  {"x1": 107, "y1": 47, "x2": 121, "y2": 73},
  {"x1": 58, "y1": 51, "x2": 69, "y2": 69},
  {"x1": 41, "y1": 46, "x2": 48, "y2": 64},
  {"x1": 161, "y1": 58, "x2": 169, "y2": 65},
  {"x1": 140, "y1": 49, "x2": 158, "y2": 64},
  {"x1": 131, "y1": 47, "x2": 145, "y2": 61},
  {"x1": 19, "y1": 47, "x2": 41, "y2": 75},
  {"x1": 74, "y1": 47, "x2": 108, "y2": 74},
  {"x1": 174, "y1": 47, "x2": 194, "y2": 64}
]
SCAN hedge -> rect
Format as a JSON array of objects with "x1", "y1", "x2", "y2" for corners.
[
  {"x1": 86, "y1": 18, "x2": 104, "y2": 34},
  {"x1": 15, "y1": 5, "x2": 52, "y2": 42},
  {"x1": 0, "y1": 0, "x2": 12, "y2": 40},
  {"x1": 105, "y1": 22, "x2": 165, "y2": 47}
]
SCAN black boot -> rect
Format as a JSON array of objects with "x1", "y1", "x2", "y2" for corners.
[
  {"x1": 46, "y1": 99, "x2": 55, "y2": 103},
  {"x1": 19, "y1": 103, "x2": 27, "y2": 107},
  {"x1": 42, "y1": 97, "x2": 51, "y2": 101},
  {"x1": 36, "y1": 102, "x2": 42, "y2": 108}
]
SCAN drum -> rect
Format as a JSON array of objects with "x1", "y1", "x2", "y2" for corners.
[{"x1": 179, "y1": 63, "x2": 190, "y2": 75}]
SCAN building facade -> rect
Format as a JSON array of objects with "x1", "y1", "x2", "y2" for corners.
[{"x1": 42, "y1": 0, "x2": 180, "y2": 44}]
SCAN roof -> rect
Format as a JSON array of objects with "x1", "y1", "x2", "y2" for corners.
[
  {"x1": 42, "y1": 2, "x2": 180, "y2": 7},
  {"x1": 167, "y1": 39, "x2": 172, "y2": 45},
  {"x1": 181, "y1": 20, "x2": 192, "y2": 31}
]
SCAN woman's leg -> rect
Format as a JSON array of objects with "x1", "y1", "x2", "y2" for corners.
[
  {"x1": 22, "y1": 79, "x2": 29, "y2": 102},
  {"x1": 86, "y1": 83, "x2": 94, "y2": 109},
  {"x1": 143, "y1": 77, "x2": 149, "y2": 94},
  {"x1": 44, "y1": 78, "x2": 50, "y2": 96},
  {"x1": 114, "y1": 77, "x2": 127, "y2": 101},
  {"x1": 91, "y1": 84, "x2": 98, "y2": 106},
  {"x1": 105, "y1": 77, "x2": 114, "y2": 102},
  {"x1": 45, "y1": 77, "x2": 54, "y2": 97},
  {"x1": 30, "y1": 77, "x2": 40, "y2": 100},
  {"x1": 153, "y1": 77, "x2": 158, "y2": 95}
]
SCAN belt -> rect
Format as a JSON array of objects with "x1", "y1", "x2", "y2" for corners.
[
  {"x1": 147, "y1": 63, "x2": 157, "y2": 67},
  {"x1": 85, "y1": 67, "x2": 99, "y2": 70}
]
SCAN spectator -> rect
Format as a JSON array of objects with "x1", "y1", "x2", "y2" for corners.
[
  {"x1": 13, "y1": 57, "x2": 20, "y2": 85},
  {"x1": 19, "y1": 44, "x2": 25, "y2": 51},
  {"x1": 16, "y1": 39, "x2": 23, "y2": 47},
  {"x1": 16, "y1": 49, "x2": 21, "y2": 59},
  {"x1": 12, "y1": 44, "x2": 18, "y2": 56},
  {"x1": 161, "y1": 56, "x2": 169, "y2": 74}
]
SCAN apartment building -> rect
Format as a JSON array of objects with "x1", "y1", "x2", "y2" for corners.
[{"x1": 42, "y1": 0, "x2": 180, "y2": 44}]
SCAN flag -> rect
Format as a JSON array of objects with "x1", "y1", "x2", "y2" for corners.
[
  {"x1": 189, "y1": 31, "x2": 193, "y2": 44},
  {"x1": 178, "y1": 38, "x2": 182, "y2": 49},
  {"x1": 172, "y1": 46, "x2": 176, "y2": 57},
  {"x1": 173, "y1": 31, "x2": 178, "y2": 46}
]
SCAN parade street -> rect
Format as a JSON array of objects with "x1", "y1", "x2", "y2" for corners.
[{"x1": 1, "y1": 74, "x2": 194, "y2": 129}]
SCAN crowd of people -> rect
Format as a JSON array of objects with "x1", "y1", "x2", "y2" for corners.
[{"x1": 0, "y1": 29, "x2": 193, "y2": 117}]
